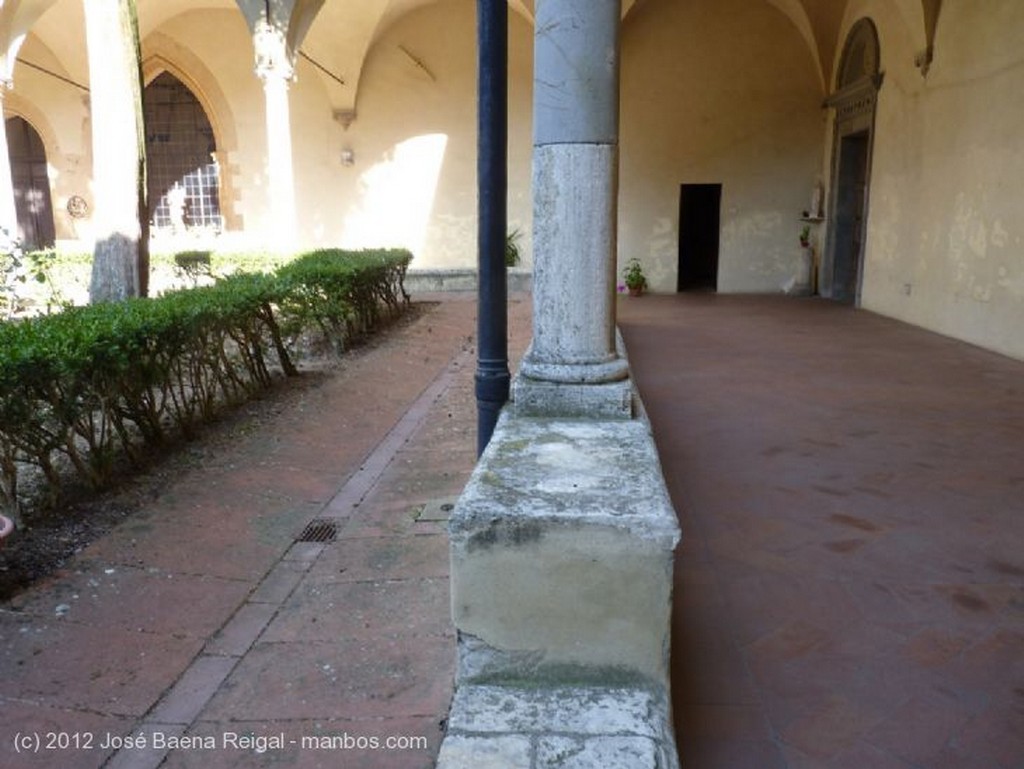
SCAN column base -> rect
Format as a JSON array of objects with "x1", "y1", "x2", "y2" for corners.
[{"x1": 513, "y1": 374, "x2": 634, "y2": 419}]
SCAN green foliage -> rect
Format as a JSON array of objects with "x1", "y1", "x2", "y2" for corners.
[
  {"x1": 172, "y1": 250, "x2": 215, "y2": 287},
  {"x1": 505, "y1": 228, "x2": 522, "y2": 268},
  {"x1": 621, "y1": 258, "x2": 647, "y2": 291},
  {"x1": 0, "y1": 248, "x2": 411, "y2": 517}
]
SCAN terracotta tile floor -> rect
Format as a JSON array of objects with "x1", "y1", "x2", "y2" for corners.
[{"x1": 620, "y1": 294, "x2": 1024, "y2": 769}]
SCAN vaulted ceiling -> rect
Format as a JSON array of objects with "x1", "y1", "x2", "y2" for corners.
[{"x1": 0, "y1": 0, "x2": 943, "y2": 101}]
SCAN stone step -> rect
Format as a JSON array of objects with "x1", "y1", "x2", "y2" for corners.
[{"x1": 436, "y1": 684, "x2": 679, "y2": 769}]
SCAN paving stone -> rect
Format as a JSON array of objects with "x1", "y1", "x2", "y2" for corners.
[
  {"x1": 0, "y1": 614, "x2": 203, "y2": 717},
  {"x1": 148, "y1": 655, "x2": 239, "y2": 725},
  {"x1": 247, "y1": 560, "x2": 309, "y2": 604},
  {"x1": 307, "y1": 533, "x2": 450, "y2": 582},
  {"x1": 435, "y1": 735, "x2": 531, "y2": 769},
  {"x1": 0, "y1": 701, "x2": 130, "y2": 769},
  {"x1": 8, "y1": 566, "x2": 250, "y2": 639},
  {"x1": 261, "y1": 576, "x2": 451, "y2": 642},
  {"x1": 161, "y1": 716, "x2": 445, "y2": 769},
  {"x1": 201, "y1": 635, "x2": 455, "y2": 722}
]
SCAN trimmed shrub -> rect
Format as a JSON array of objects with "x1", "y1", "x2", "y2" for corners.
[{"x1": 0, "y1": 248, "x2": 410, "y2": 517}]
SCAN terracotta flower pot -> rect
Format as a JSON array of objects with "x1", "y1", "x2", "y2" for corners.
[{"x1": 628, "y1": 285, "x2": 644, "y2": 297}]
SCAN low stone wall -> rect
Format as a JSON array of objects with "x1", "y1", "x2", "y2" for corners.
[
  {"x1": 441, "y1": 372, "x2": 682, "y2": 767},
  {"x1": 404, "y1": 268, "x2": 533, "y2": 294}
]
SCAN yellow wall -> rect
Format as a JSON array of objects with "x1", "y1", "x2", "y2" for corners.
[
  {"x1": 10, "y1": 31, "x2": 90, "y2": 242},
  {"x1": 852, "y1": 0, "x2": 1024, "y2": 359},
  {"x1": 333, "y1": 0, "x2": 534, "y2": 269},
  {"x1": 4, "y1": 0, "x2": 1022, "y2": 358},
  {"x1": 620, "y1": 0, "x2": 825, "y2": 293}
]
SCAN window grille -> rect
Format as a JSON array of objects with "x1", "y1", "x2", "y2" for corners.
[{"x1": 143, "y1": 72, "x2": 222, "y2": 233}]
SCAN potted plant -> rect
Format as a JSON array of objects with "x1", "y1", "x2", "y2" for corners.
[
  {"x1": 621, "y1": 258, "x2": 647, "y2": 296},
  {"x1": 799, "y1": 225, "x2": 811, "y2": 248}
]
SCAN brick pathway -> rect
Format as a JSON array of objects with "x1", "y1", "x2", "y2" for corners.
[{"x1": 1, "y1": 295, "x2": 531, "y2": 769}]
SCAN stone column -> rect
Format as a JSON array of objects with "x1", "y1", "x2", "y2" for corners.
[
  {"x1": 84, "y1": 0, "x2": 148, "y2": 301},
  {"x1": 516, "y1": 0, "x2": 630, "y2": 417},
  {"x1": 441, "y1": 5, "x2": 681, "y2": 764},
  {"x1": 253, "y1": 19, "x2": 297, "y2": 252},
  {"x1": 0, "y1": 82, "x2": 18, "y2": 243}
]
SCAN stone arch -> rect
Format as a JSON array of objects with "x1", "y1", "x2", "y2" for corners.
[
  {"x1": 822, "y1": 16, "x2": 882, "y2": 305},
  {"x1": 142, "y1": 36, "x2": 241, "y2": 230},
  {"x1": 141, "y1": 70, "x2": 224, "y2": 235},
  {"x1": 1, "y1": 92, "x2": 74, "y2": 240},
  {"x1": 836, "y1": 16, "x2": 881, "y2": 91},
  {"x1": 4, "y1": 114, "x2": 54, "y2": 248}
]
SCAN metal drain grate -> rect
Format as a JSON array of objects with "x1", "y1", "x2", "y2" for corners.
[{"x1": 296, "y1": 518, "x2": 339, "y2": 543}]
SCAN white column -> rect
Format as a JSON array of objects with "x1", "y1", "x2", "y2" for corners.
[
  {"x1": 0, "y1": 83, "x2": 18, "y2": 244},
  {"x1": 515, "y1": 0, "x2": 630, "y2": 416},
  {"x1": 253, "y1": 19, "x2": 297, "y2": 252},
  {"x1": 84, "y1": 0, "x2": 147, "y2": 301}
]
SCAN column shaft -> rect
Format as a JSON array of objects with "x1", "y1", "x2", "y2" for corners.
[
  {"x1": 519, "y1": 0, "x2": 628, "y2": 396},
  {"x1": 254, "y1": 19, "x2": 297, "y2": 252},
  {"x1": 262, "y1": 73, "x2": 297, "y2": 248},
  {"x1": 84, "y1": 0, "x2": 147, "y2": 301}
]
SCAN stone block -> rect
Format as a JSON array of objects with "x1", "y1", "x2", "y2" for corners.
[
  {"x1": 449, "y1": 413, "x2": 680, "y2": 688},
  {"x1": 513, "y1": 375, "x2": 634, "y2": 418},
  {"x1": 436, "y1": 735, "x2": 532, "y2": 769},
  {"x1": 438, "y1": 685, "x2": 679, "y2": 769}
]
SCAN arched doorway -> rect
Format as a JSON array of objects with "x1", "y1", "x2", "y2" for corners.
[
  {"x1": 823, "y1": 19, "x2": 882, "y2": 305},
  {"x1": 5, "y1": 116, "x2": 55, "y2": 249},
  {"x1": 143, "y1": 72, "x2": 222, "y2": 235}
]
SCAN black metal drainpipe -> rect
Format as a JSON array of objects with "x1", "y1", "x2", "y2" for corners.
[{"x1": 475, "y1": 0, "x2": 510, "y2": 457}]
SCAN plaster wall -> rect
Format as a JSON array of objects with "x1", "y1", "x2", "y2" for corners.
[
  {"x1": 9, "y1": 27, "x2": 90, "y2": 242},
  {"x1": 334, "y1": 0, "x2": 534, "y2": 269},
  {"x1": 854, "y1": 0, "x2": 1024, "y2": 360},
  {"x1": 619, "y1": 0, "x2": 824, "y2": 293}
]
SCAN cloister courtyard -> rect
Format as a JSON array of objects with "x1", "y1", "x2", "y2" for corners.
[{"x1": 1, "y1": 291, "x2": 1021, "y2": 769}]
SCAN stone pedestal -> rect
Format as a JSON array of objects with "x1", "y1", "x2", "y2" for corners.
[
  {"x1": 442, "y1": 390, "x2": 681, "y2": 769},
  {"x1": 450, "y1": 407, "x2": 679, "y2": 690}
]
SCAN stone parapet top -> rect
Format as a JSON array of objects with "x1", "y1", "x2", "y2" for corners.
[{"x1": 449, "y1": 413, "x2": 680, "y2": 548}]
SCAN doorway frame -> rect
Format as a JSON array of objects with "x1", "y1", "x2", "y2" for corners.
[
  {"x1": 822, "y1": 18, "x2": 883, "y2": 306},
  {"x1": 677, "y1": 182, "x2": 722, "y2": 292}
]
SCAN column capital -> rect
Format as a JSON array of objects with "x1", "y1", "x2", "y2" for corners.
[{"x1": 253, "y1": 18, "x2": 294, "y2": 82}]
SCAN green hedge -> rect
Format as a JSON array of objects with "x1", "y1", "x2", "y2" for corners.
[{"x1": 0, "y1": 248, "x2": 410, "y2": 516}]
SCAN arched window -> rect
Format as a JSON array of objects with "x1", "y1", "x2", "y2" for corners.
[
  {"x1": 838, "y1": 18, "x2": 880, "y2": 89},
  {"x1": 143, "y1": 72, "x2": 222, "y2": 233},
  {"x1": 5, "y1": 116, "x2": 55, "y2": 249},
  {"x1": 829, "y1": 18, "x2": 882, "y2": 127}
]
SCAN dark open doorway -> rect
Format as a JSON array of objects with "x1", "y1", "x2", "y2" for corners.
[
  {"x1": 678, "y1": 183, "x2": 721, "y2": 291},
  {"x1": 831, "y1": 132, "x2": 870, "y2": 304}
]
